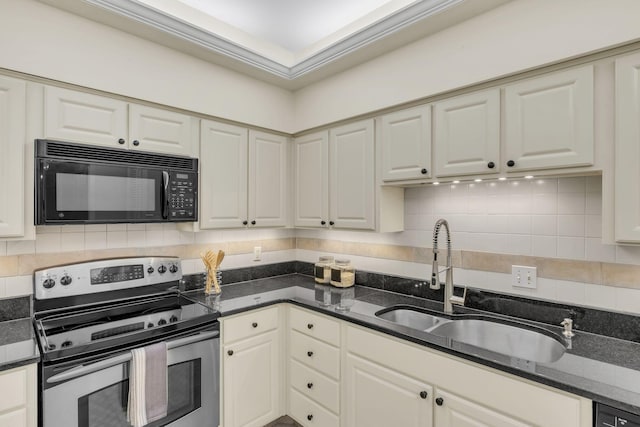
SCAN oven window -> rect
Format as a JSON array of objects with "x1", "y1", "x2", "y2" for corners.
[{"x1": 77, "y1": 360, "x2": 201, "y2": 427}]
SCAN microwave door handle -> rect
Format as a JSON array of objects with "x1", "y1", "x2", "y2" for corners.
[
  {"x1": 162, "y1": 171, "x2": 170, "y2": 219},
  {"x1": 46, "y1": 330, "x2": 219, "y2": 384}
]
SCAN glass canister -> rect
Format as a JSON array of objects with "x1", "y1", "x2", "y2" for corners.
[
  {"x1": 330, "y1": 259, "x2": 355, "y2": 288},
  {"x1": 314, "y1": 255, "x2": 334, "y2": 284}
]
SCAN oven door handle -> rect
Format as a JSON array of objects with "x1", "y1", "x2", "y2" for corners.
[{"x1": 46, "y1": 330, "x2": 219, "y2": 384}]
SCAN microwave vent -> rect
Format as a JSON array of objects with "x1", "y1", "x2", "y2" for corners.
[{"x1": 36, "y1": 140, "x2": 197, "y2": 171}]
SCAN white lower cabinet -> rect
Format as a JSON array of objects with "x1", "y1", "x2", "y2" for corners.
[
  {"x1": 221, "y1": 306, "x2": 283, "y2": 427},
  {"x1": 0, "y1": 364, "x2": 37, "y2": 427},
  {"x1": 434, "y1": 389, "x2": 531, "y2": 427},
  {"x1": 345, "y1": 353, "x2": 433, "y2": 427}
]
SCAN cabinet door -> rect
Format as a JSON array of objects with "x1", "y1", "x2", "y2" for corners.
[
  {"x1": 381, "y1": 106, "x2": 431, "y2": 181},
  {"x1": 434, "y1": 389, "x2": 532, "y2": 427},
  {"x1": 504, "y1": 65, "x2": 594, "y2": 171},
  {"x1": 294, "y1": 131, "x2": 329, "y2": 228},
  {"x1": 223, "y1": 330, "x2": 281, "y2": 427},
  {"x1": 615, "y1": 52, "x2": 640, "y2": 242},
  {"x1": 129, "y1": 104, "x2": 192, "y2": 156},
  {"x1": 248, "y1": 130, "x2": 288, "y2": 228},
  {"x1": 200, "y1": 120, "x2": 248, "y2": 229},
  {"x1": 0, "y1": 76, "x2": 26, "y2": 238},
  {"x1": 329, "y1": 119, "x2": 375, "y2": 230},
  {"x1": 345, "y1": 353, "x2": 433, "y2": 427},
  {"x1": 43, "y1": 86, "x2": 127, "y2": 147},
  {"x1": 434, "y1": 89, "x2": 500, "y2": 177}
]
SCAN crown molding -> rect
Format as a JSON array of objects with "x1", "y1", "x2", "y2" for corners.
[{"x1": 84, "y1": 0, "x2": 465, "y2": 81}]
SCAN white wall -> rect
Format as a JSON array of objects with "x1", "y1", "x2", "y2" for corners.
[
  {"x1": 0, "y1": 0, "x2": 295, "y2": 132},
  {"x1": 293, "y1": 0, "x2": 640, "y2": 132}
]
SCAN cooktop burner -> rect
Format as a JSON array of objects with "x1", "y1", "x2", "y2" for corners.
[{"x1": 33, "y1": 257, "x2": 218, "y2": 363}]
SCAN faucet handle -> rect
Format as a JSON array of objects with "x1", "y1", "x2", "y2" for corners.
[
  {"x1": 449, "y1": 286, "x2": 467, "y2": 306},
  {"x1": 560, "y1": 318, "x2": 575, "y2": 338}
]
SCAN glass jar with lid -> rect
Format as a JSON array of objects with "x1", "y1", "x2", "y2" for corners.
[
  {"x1": 330, "y1": 259, "x2": 355, "y2": 288},
  {"x1": 314, "y1": 255, "x2": 334, "y2": 284}
]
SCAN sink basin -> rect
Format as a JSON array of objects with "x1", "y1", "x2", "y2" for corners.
[
  {"x1": 429, "y1": 319, "x2": 566, "y2": 363},
  {"x1": 375, "y1": 306, "x2": 448, "y2": 330}
]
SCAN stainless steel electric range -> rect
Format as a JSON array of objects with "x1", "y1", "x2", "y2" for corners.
[{"x1": 33, "y1": 257, "x2": 219, "y2": 427}]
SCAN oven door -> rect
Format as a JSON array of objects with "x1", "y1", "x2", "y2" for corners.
[
  {"x1": 36, "y1": 159, "x2": 167, "y2": 224},
  {"x1": 42, "y1": 330, "x2": 219, "y2": 427}
]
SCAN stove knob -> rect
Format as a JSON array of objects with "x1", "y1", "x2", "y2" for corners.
[
  {"x1": 61, "y1": 340, "x2": 73, "y2": 348},
  {"x1": 169, "y1": 315, "x2": 178, "y2": 323},
  {"x1": 158, "y1": 265, "x2": 167, "y2": 274},
  {"x1": 60, "y1": 275, "x2": 72, "y2": 286},
  {"x1": 158, "y1": 319, "x2": 167, "y2": 325},
  {"x1": 169, "y1": 264, "x2": 178, "y2": 274},
  {"x1": 47, "y1": 344, "x2": 56, "y2": 351},
  {"x1": 147, "y1": 266, "x2": 154, "y2": 274},
  {"x1": 147, "y1": 322, "x2": 154, "y2": 328},
  {"x1": 43, "y1": 278, "x2": 56, "y2": 289}
]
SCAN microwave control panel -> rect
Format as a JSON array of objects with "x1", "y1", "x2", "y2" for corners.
[{"x1": 168, "y1": 171, "x2": 197, "y2": 220}]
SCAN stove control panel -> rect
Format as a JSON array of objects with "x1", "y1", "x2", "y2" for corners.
[{"x1": 34, "y1": 257, "x2": 182, "y2": 300}]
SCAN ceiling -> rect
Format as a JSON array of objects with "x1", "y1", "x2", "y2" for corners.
[{"x1": 39, "y1": 0, "x2": 512, "y2": 89}]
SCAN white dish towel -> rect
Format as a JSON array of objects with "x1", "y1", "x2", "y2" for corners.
[{"x1": 127, "y1": 342, "x2": 168, "y2": 427}]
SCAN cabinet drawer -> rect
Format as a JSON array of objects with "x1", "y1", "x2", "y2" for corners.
[
  {"x1": 290, "y1": 359, "x2": 339, "y2": 414},
  {"x1": 290, "y1": 330, "x2": 340, "y2": 380},
  {"x1": 290, "y1": 388, "x2": 339, "y2": 427},
  {"x1": 223, "y1": 306, "x2": 279, "y2": 344},
  {"x1": 0, "y1": 367, "x2": 27, "y2": 412},
  {"x1": 290, "y1": 306, "x2": 340, "y2": 346}
]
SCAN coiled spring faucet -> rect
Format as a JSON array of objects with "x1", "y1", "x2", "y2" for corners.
[{"x1": 431, "y1": 219, "x2": 465, "y2": 314}]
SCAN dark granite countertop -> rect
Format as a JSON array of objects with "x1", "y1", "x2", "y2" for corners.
[
  {"x1": 186, "y1": 274, "x2": 640, "y2": 416},
  {"x1": 0, "y1": 318, "x2": 40, "y2": 371}
]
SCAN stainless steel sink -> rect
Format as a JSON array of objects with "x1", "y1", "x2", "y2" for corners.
[
  {"x1": 375, "y1": 307, "x2": 448, "y2": 331},
  {"x1": 429, "y1": 319, "x2": 566, "y2": 363}
]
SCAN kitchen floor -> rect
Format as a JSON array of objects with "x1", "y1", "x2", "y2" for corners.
[{"x1": 263, "y1": 416, "x2": 302, "y2": 427}]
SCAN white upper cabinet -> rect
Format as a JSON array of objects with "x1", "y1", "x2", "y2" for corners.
[
  {"x1": 294, "y1": 131, "x2": 329, "y2": 228},
  {"x1": 248, "y1": 130, "x2": 289, "y2": 228},
  {"x1": 434, "y1": 89, "x2": 500, "y2": 177},
  {"x1": 43, "y1": 86, "x2": 193, "y2": 156},
  {"x1": 615, "y1": 51, "x2": 640, "y2": 242},
  {"x1": 380, "y1": 106, "x2": 431, "y2": 181},
  {"x1": 504, "y1": 65, "x2": 594, "y2": 172},
  {"x1": 329, "y1": 119, "x2": 375, "y2": 230},
  {"x1": 0, "y1": 75, "x2": 26, "y2": 238},
  {"x1": 200, "y1": 120, "x2": 288, "y2": 229}
]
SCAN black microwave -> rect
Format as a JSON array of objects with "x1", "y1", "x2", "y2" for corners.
[{"x1": 35, "y1": 139, "x2": 198, "y2": 225}]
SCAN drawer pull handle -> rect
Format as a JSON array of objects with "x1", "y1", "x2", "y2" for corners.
[
  {"x1": 307, "y1": 323, "x2": 314, "y2": 329},
  {"x1": 420, "y1": 391, "x2": 428, "y2": 399},
  {"x1": 132, "y1": 140, "x2": 140, "y2": 146},
  {"x1": 227, "y1": 350, "x2": 234, "y2": 356},
  {"x1": 252, "y1": 322, "x2": 258, "y2": 328},
  {"x1": 307, "y1": 382, "x2": 313, "y2": 389},
  {"x1": 307, "y1": 414, "x2": 313, "y2": 421},
  {"x1": 507, "y1": 160, "x2": 515, "y2": 167},
  {"x1": 436, "y1": 397, "x2": 444, "y2": 406},
  {"x1": 307, "y1": 351, "x2": 314, "y2": 357},
  {"x1": 118, "y1": 138, "x2": 126, "y2": 145}
]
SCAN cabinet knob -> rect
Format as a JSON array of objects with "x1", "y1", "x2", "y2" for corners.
[
  {"x1": 307, "y1": 414, "x2": 313, "y2": 421},
  {"x1": 506, "y1": 160, "x2": 515, "y2": 167},
  {"x1": 329, "y1": 221, "x2": 335, "y2": 226},
  {"x1": 307, "y1": 382, "x2": 313, "y2": 389},
  {"x1": 242, "y1": 220, "x2": 248, "y2": 226},
  {"x1": 435, "y1": 397, "x2": 444, "y2": 406},
  {"x1": 321, "y1": 220, "x2": 326, "y2": 226},
  {"x1": 252, "y1": 322, "x2": 258, "y2": 328},
  {"x1": 420, "y1": 391, "x2": 428, "y2": 399},
  {"x1": 132, "y1": 140, "x2": 140, "y2": 146},
  {"x1": 487, "y1": 161, "x2": 495, "y2": 169},
  {"x1": 118, "y1": 138, "x2": 126, "y2": 145},
  {"x1": 307, "y1": 323, "x2": 314, "y2": 329},
  {"x1": 251, "y1": 220, "x2": 256, "y2": 225},
  {"x1": 307, "y1": 351, "x2": 314, "y2": 357},
  {"x1": 421, "y1": 168, "x2": 428, "y2": 175},
  {"x1": 227, "y1": 350, "x2": 234, "y2": 356}
]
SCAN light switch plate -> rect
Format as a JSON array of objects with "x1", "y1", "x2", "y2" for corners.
[
  {"x1": 512, "y1": 265, "x2": 537, "y2": 289},
  {"x1": 253, "y1": 246, "x2": 262, "y2": 261}
]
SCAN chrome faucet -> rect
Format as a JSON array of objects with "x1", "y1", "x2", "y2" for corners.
[{"x1": 431, "y1": 219, "x2": 465, "y2": 314}]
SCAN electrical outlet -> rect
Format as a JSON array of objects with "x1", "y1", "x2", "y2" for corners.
[
  {"x1": 253, "y1": 246, "x2": 262, "y2": 261},
  {"x1": 512, "y1": 265, "x2": 537, "y2": 289}
]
